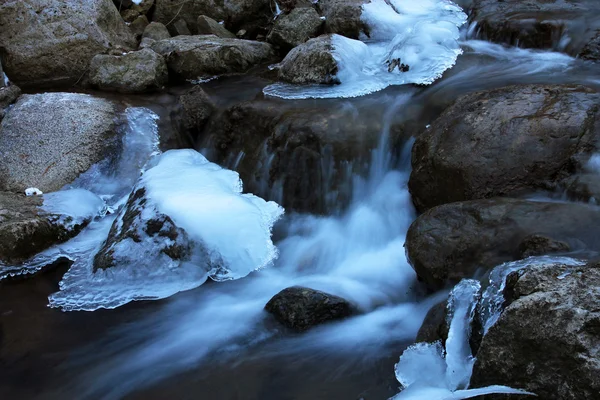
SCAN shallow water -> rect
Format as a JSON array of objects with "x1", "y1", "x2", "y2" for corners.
[{"x1": 2, "y1": 6, "x2": 600, "y2": 400}]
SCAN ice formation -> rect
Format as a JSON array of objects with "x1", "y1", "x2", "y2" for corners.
[{"x1": 263, "y1": 0, "x2": 467, "y2": 99}]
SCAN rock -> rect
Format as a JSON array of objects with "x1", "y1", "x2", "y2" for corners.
[
  {"x1": 151, "y1": 36, "x2": 274, "y2": 80},
  {"x1": 0, "y1": 59, "x2": 5, "y2": 89},
  {"x1": 0, "y1": 192, "x2": 86, "y2": 264},
  {"x1": 278, "y1": 0, "x2": 314, "y2": 13},
  {"x1": 471, "y1": 261, "x2": 600, "y2": 399},
  {"x1": 93, "y1": 187, "x2": 192, "y2": 271},
  {"x1": 415, "y1": 301, "x2": 449, "y2": 345},
  {"x1": 0, "y1": 84, "x2": 21, "y2": 122},
  {"x1": 580, "y1": 31, "x2": 600, "y2": 61},
  {"x1": 518, "y1": 234, "x2": 570, "y2": 259},
  {"x1": 143, "y1": 22, "x2": 171, "y2": 41},
  {"x1": 319, "y1": 0, "x2": 368, "y2": 39},
  {"x1": 89, "y1": 48, "x2": 168, "y2": 93},
  {"x1": 405, "y1": 198, "x2": 600, "y2": 290},
  {"x1": 173, "y1": 86, "x2": 215, "y2": 139},
  {"x1": 172, "y1": 19, "x2": 192, "y2": 36},
  {"x1": 129, "y1": 15, "x2": 150, "y2": 40},
  {"x1": 0, "y1": 93, "x2": 120, "y2": 193},
  {"x1": 564, "y1": 173, "x2": 600, "y2": 202},
  {"x1": 197, "y1": 15, "x2": 236, "y2": 39},
  {"x1": 236, "y1": 29, "x2": 248, "y2": 39},
  {"x1": 153, "y1": 0, "x2": 272, "y2": 36},
  {"x1": 277, "y1": 35, "x2": 339, "y2": 84},
  {"x1": 202, "y1": 98, "x2": 402, "y2": 213},
  {"x1": 0, "y1": 0, "x2": 136, "y2": 89},
  {"x1": 121, "y1": 8, "x2": 140, "y2": 23},
  {"x1": 265, "y1": 286, "x2": 356, "y2": 331},
  {"x1": 409, "y1": 85, "x2": 600, "y2": 212},
  {"x1": 267, "y1": 8, "x2": 323, "y2": 51},
  {"x1": 470, "y1": 0, "x2": 600, "y2": 53}
]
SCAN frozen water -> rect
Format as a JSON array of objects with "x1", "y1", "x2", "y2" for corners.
[
  {"x1": 587, "y1": 154, "x2": 600, "y2": 173},
  {"x1": 41, "y1": 189, "x2": 107, "y2": 228},
  {"x1": 263, "y1": 0, "x2": 467, "y2": 99},
  {"x1": 25, "y1": 187, "x2": 43, "y2": 196}
]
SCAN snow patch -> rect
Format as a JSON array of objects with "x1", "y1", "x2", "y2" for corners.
[{"x1": 25, "y1": 187, "x2": 43, "y2": 196}]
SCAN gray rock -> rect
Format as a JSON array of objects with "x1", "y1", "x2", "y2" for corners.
[
  {"x1": 89, "y1": 48, "x2": 168, "y2": 93},
  {"x1": 265, "y1": 286, "x2": 356, "y2": 331},
  {"x1": 197, "y1": 15, "x2": 236, "y2": 39},
  {"x1": 93, "y1": 187, "x2": 192, "y2": 271},
  {"x1": 405, "y1": 198, "x2": 600, "y2": 290},
  {"x1": 143, "y1": 22, "x2": 172, "y2": 41},
  {"x1": 518, "y1": 234, "x2": 570, "y2": 259},
  {"x1": 0, "y1": 192, "x2": 86, "y2": 264},
  {"x1": 172, "y1": 19, "x2": 192, "y2": 36},
  {"x1": 0, "y1": 84, "x2": 21, "y2": 122},
  {"x1": 153, "y1": 0, "x2": 272, "y2": 36},
  {"x1": 319, "y1": 0, "x2": 368, "y2": 39},
  {"x1": 277, "y1": 0, "x2": 314, "y2": 13},
  {"x1": 580, "y1": 31, "x2": 600, "y2": 61},
  {"x1": 129, "y1": 15, "x2": 150, "y2": 40},
  {"x1": 151, "y1": 36, "x2": 274, "y2": 80},
  {"x1": 415, "y1": 301, "x2": 449, "y2": 345},
  {"x1": 409, "y1": 85, "x2": 600, "y2": 212},
  {"x1": 0, "y1": 0, "x2": 136, "y2": 89},
  {"x1": 0, "y1": 93, "x2": 119, "y2": 193},
  {"x1": 471, "y1": 261, "x2": 600, "y2": 399},
  {"x1": 174, "y1": 86, "x2": 215, "y2": 138},
  {"x1": 267, "y1": 8, "x2": 323, "y2": 50},
  {"x1": 277, "y1": 35, "x2": 339, "y2": 84}
]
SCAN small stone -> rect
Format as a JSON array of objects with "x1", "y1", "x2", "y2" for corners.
[
  {"x1": 197, "y1": 15, "x2": 236, "y2": 38},
  {"x1": 173, "y1": 19, "x2": 192, "y2": 36}
]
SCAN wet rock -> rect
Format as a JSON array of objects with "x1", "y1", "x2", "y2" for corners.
[
  {"x1": 277, "y1": 35, "x2": 339, "y2": 84},
  {"x1": 172, "y1": 19, "x2": 192, "y2": 36},
  {"x1": 518, "y1": 234, "x2": 570, "y2": 259},
  {"x1": 564, "y1": 173, "x2": 600, "y2": 202},
  {"x1": 470, "y1": 0, "x2": 600, "y2": 53},
  {"x1": 265, "y1": 286, "x2": 356, "y2": 331},
  {"x1": 319, "y1": 0, "x2": 368, "y2": 39},
  {"x1": 580, "y1": 31, "x2": 600, "y2": 61},
  {"x1": 409, "y1": 85, "x2": 600, "y2": 212},
  {"x1": 93, "y1": 187, "x2": 192, "y2": 271},
  {"x1": 140, "y1": 22, "x2": 171, "y2": 48},
  {"x1": 277, "y1": 0, "x2": 314, "y2": 13},
  {"x1": 197, "y1": 15, "x2": 236, "y2": 39},
  {"x1": 0, "y1": 84, "x2": 21, "y2": 122},
  {"x1": 415, "y1": 301, "x2": 449, "y2": 345},
  {"x1": 0, "y1": 60, "x2": 5, "y2": 89},
  {"x1": 153, "y1": 0, "x2": 272, "y2": 37},
  {"x1": 0, "y1": 192, "x2": 86, "y2": 264},
  {"x1": 471, "y1": 261, "x2": 600, "y2": 399},
  {"x1": 0, "y1": 0, "x2": 136, "y2": 89},
  {"x1": 89, "y1": 48, "x2": 168, "y2": 93},
  {"x1": 267, "y1": 8, "x2": 324, "y2": 51},
  {"x1": 405, "y1": 198, "x2": 600, "y2": 290},
  {"x1": 151, "y1": 36, "x2": 274, "y2": 81},
  {"x1": 0, "y1": 93, "x2": 119, "y2": 193},
  {"x1": 173, "y1": 86, "x2": 215, "y2": 139}
]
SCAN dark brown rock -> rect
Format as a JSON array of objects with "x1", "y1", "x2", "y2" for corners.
[
  {"x1": 173, "y1": 86, "x2": 215, "y2": 139},
  {"x1": 319, "y1": 0, "x2": 368, "y2": 39},
  {"x1": 409, "y1": 85, "x2": 600, "y2": 212},
  {"x1": 416, "y1": 301, "x2": 449, "y2": 345},
  {"x1": 518, "y1": 234, "x2": 570, "y2": 259},
  {"x1": 265, "y1": 286, "x2": 356, "y2": 331},
  {"x1": 197, "y1": 15, "x2": 236, "y2": 39}
]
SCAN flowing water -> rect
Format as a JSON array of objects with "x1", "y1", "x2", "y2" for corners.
[{"x1": 2, "y1": 1, "x2": 600, "y2": 399}]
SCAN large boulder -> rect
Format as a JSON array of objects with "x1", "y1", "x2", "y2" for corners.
[
  {"x1": 277, "y1": 35, "x2": 339, "y2": 85},
  {"x1": 267, "y1": 8, "x2": 323, "y2": 51},
  {"x1": 0, "y1": 0, "x2": 136, "y2": 88},
  {"x1": 319, "y1": 0, "x2": 368, "y2": 39},
  {"x1": 88, "y1": 48, "x2": 168, "y2": 93},
  {"x1": 0, "y1": 192, "x2": 91, "y2": 265},
  {"x1": 153, "y1": 0, "x2": 272, "y2": 37},
  {"x1": 470, "y1": 0, "x2": 600, "y2": 54},
  {"x1": 405, "y1": 198, "x2": 600, "y2": 290},
  {"x1": 409, "y1": 85, "x2": 600, "y2": 212},
  {"x1": 0, "y1": 93, "x2": 120, "y2": 193},
  {"x1": 150, "y1": 36, "x2": 274, "y2": 81},
  {"x1": 471, "y1": 261, "x2": 600, "y2": 399},
  {"x1": 265, "y1": 286, "x2": 356, "y2": 331},
  {"x1": 201, "y1": 98, "x2": 404, "y2": 213}
]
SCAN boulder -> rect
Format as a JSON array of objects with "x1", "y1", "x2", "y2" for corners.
[
  {"x1": 153, "y1": 0, "x2": 272, "y2": 36},
  {"x1": 172, "y1": 19, "x2": 192, "y2": 36},
  {"x1": 89, "y1": 48, "x2": 168, "y2": 93},
  {"x1": 470, "y1": 0, "x2": 600, "y2": 53},
  {"x1": 580, "y1": 31, "x2": 600, "y2": 61},
  {"x1": 140, "y1": 22, "x2": 171, "y2": 48},
  {"x1": 278, "y1": 0, "x2": 314, "y2": 13},
  {"x1": 277, "y1": 35, "x2": 339, "y2": 84},
  {"x1": 0, "y1": 192, "x2": 86, "y2": 265},
  {"x1": 129, "y1": 15, "x2": 150, "y2": 40},
  {"x1": 0, "y1": 93, "x2": 120, "y2": 193},
  {"x1": 173, "y1": 86, "x2": 215, "y2": 139},
  {"x1": 405, "y1": 198, "x2": 600, "y2": 290},
  {"x1": 265, "y1": 286, "x2": 356, "y2": 331},
  {"x1": 267, "y1": 8, "x2": 323, "y2": 51},
  {"x1": 0, "y1": 84, "x2": 21, "y2": 122},
  {"x1": 0, "y1": 0, "x2": 136, "y2": 89},
  {"x1": 201, "y1": 98, "x2": 403, "y2": 213},
  {"x1": 409, "y1": 85, "x2": 600, "y2": 212},
  {"x1": 93, "y1": 187, "x2": 192, "y2": 271},
  {"x1": 471, "y1": 261, "x2": 600, "y2": 399},
  {"x1": 197, "y1": 15, "x2": 236, "y2": 39},
  {"x1": 150, "y1": 36, "x2": 274, "y2": 80},
  {"x1": 415, "y1": 301, "x2": 449, "y2": 345},
  {"x1": 319, "y1": 0, "x2": 368, "y2": 39}
]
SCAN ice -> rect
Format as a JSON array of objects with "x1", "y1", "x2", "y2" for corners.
[
  {"x1": 392, "y1": 279, "x2": 534, "y2": 399},
  {"x1": 25, "y1": 187, "x2": 43, "y2": 196},
  {"x1": 263, "y1": 0, "x2": 467, "y2": 99},
  {"x1": 41, "y1": 189, "x2": 107, "y2": 228}
]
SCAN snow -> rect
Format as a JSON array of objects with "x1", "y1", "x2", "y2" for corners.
[
  {"x1": 263, "y1": 0, "x2": 467, "y2": 99},
  {"x1": 25, "y1": 187, "x2": 43, "y2": 196}
]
